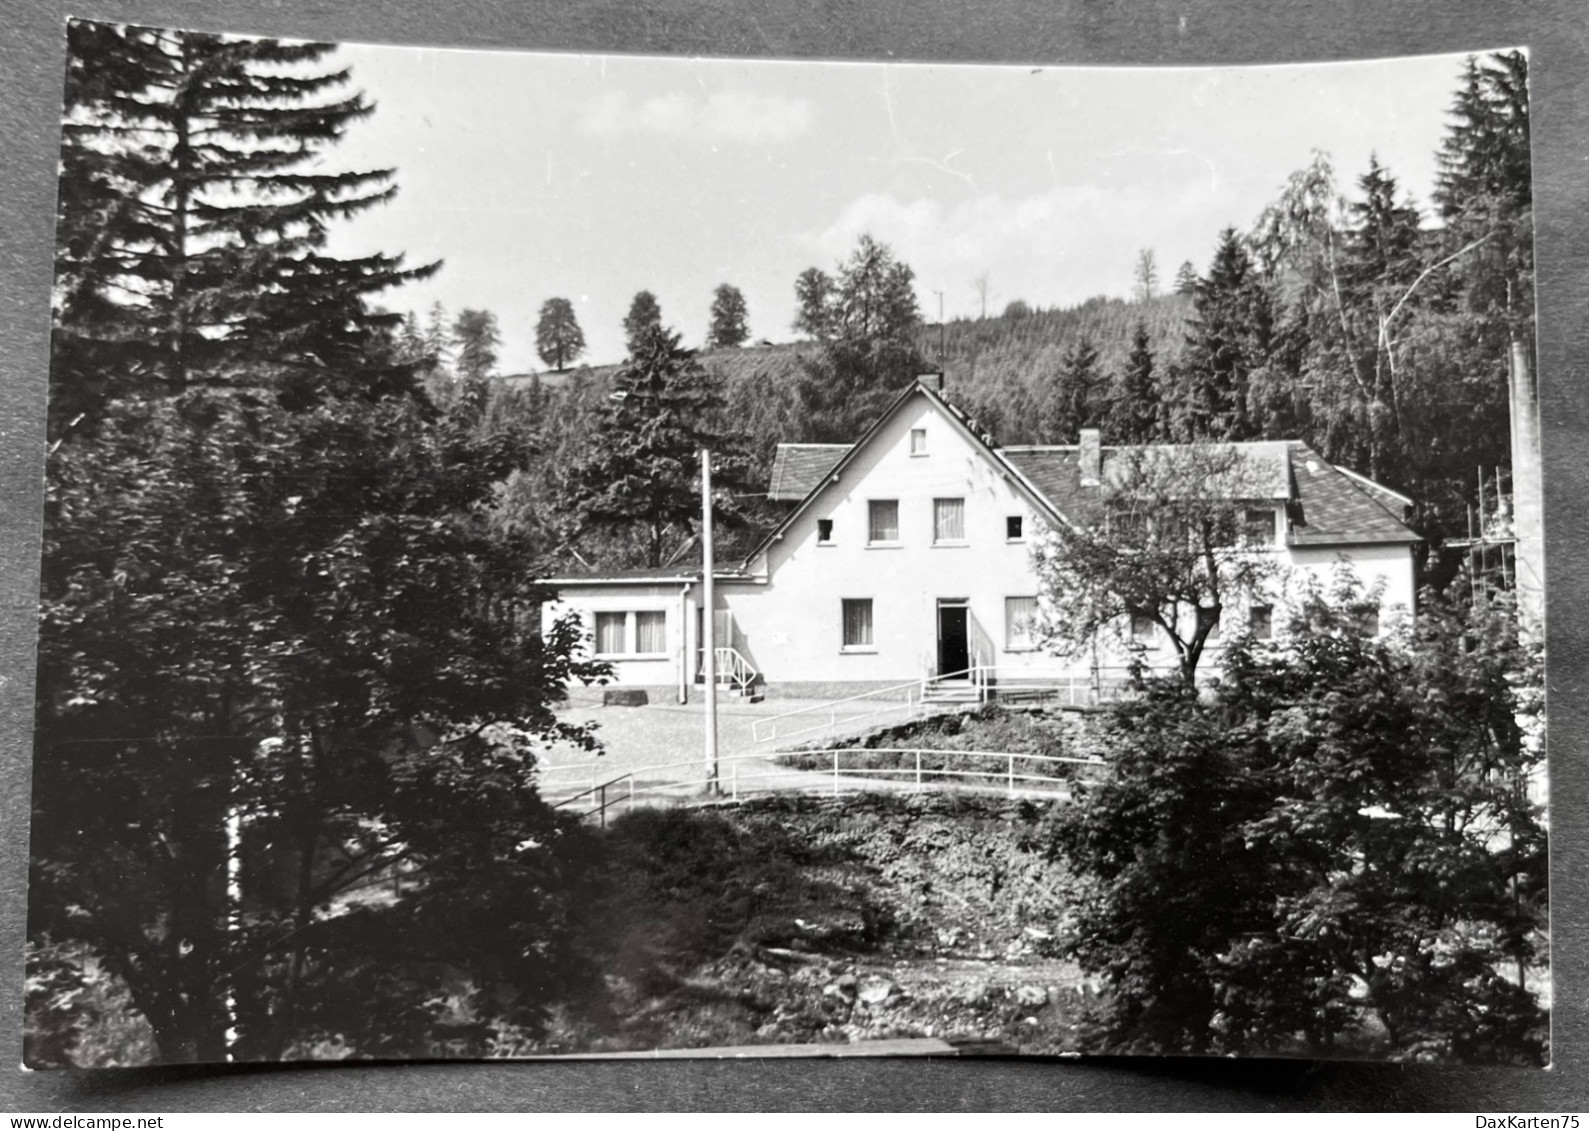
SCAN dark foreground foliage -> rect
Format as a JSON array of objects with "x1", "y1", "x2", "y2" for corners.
[{"x1": 1053, "y1": 580, "x2": 1547, "y2": 1063}]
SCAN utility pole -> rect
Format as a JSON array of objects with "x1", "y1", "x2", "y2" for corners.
[{"x1": 701, "y1": 450, "x2": 719, "y2": 793}]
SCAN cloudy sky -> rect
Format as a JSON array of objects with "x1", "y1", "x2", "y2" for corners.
[{"x1": 322, "y1": 46, "x2": 1479, "y2": 372}]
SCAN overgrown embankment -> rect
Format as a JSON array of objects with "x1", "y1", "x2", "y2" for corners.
[
  {"x1": 773, "y1": 703, "x2": 1105, "y2": 790},
  {"x1": 542, "y1": 792, "x2": 1093, "y2": 1055}
]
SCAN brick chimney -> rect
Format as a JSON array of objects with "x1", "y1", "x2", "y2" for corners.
[{"x1": 1079, "y1": 428, "x2": 1101, "y2": 486}]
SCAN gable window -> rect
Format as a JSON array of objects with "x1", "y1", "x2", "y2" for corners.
[
  {"x1": 595, "y1": 612, "x2": 627, "y2": 655},
  {"x1": 1006, "y1": 515, "x2": 1024, "y2": 541},
  {"x1": 1006, "y1": 596, "x2": 1039, "y2": 651},
  {"x1": 817, "y1": 518, "x2": 834, "y2": 544},
  {"x1": 1196, "y1": 604, "x2": 1221, "y2": 642},
  {"x1": 868, "y1": 500, "x2": 899, "y2": 544},
  {"x1": 933, "y1": 497, "x2": 966, "y2": 543},
  {"x1": 1249, "y1": 604, "x2": 1273, "y2": 640},
  {"x1": 1242, "y1": 507, "x2": 1276, "y2": 546},
  {"x1": 910, "y1": 428, "x2": 928, "y2": 455},
  {"x1": 842, "y1": 599, "x2": 874, "y2": 649},
  {"x1": 1359, "y1": 607, "x2": 1381, "y2": 637}
]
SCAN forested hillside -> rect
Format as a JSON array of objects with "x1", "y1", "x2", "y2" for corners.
[{"x1": 436, "y1": 52, "x2": 1529, "y2": 562}]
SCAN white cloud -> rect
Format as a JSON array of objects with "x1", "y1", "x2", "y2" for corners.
[
  {"x1": 807, "y1": 175, "x2": 1227, "y2": 315},
  {"x1": 579, "y1": 90, "x2": 812, "y2": 144}
]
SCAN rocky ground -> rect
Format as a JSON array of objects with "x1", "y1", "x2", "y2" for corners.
[{"x1": 542, "y1": 791, "x2": 1101, "y2": 1055}]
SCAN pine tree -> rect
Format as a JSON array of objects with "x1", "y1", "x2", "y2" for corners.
[
  {"x1": 451, "y1": 308, "x2": 501, "y2": 381},
  {"x1": 1109, "y1": 323, "x2": 1161, "y2": 443},
  {"x1": 706, "y1": 284, "x2": 750, "y2": 349},
  {"x1": 1433, "y1": 52, "x2": 1533, "y2": 354},
  {"x1": 49, "y1": 21, "x2": 436, "y2": 437},
  {"x1": 1174, "y1": 261, "x2": 1199, "y2": 295},
  {"x1": 559, "y1": 326, "x2": 750, "y2": 568},
  {"x1": 1171, "y1": 229, "x2": 1273, "y2": 441},
  {"x1": 535, "y1": 297, "x2": 586, "y2": 371},
  {"x1": 1041, "y1": 335, "x2": 1102, "y2": 442},
  {"x1": 623, "y1": 290, "x2": 663, "y2": 354}
]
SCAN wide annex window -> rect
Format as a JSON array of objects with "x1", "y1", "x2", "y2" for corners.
[
  {"x1": 593, "y1": 610, "x2": 668, "y2": 656},
  {"x1": 1005, "y1": 596, "x2": 1039, "y2": 650},
  {"x1": 934, "y1": 497, "x2": 966, "y2": 543},
  {"x1": 842, "y1": 599, "x2": 874, "y2": 649},
  {"x1": 868, "y1": 500, "x2": 899, "y2": 544}
]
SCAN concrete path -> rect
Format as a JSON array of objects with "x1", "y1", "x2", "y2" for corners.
[{"x1": 537, "y1": 689, "x2": 932, "y2": 808}]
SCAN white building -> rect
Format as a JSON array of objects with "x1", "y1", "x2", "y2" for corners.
[{"x1": 542, "y1": 380, "x2": 1420, "y2": 701}]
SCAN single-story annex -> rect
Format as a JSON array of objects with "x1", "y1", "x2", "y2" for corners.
[{"x1": 542, "y1": 379, "x2": 1421, "y2": 701}]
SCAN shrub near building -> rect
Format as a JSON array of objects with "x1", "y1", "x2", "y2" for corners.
[{"x1": 1053, "y1": 578, "x2": 1547, "y2": 1064}]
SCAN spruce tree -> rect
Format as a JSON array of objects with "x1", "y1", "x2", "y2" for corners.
[
  {"x1": 1171, "y1": 229, "x2": 1273, "y2": 441},
  {"x1": 1109, "y1": 323, "x2": 1161, "y2": 443},
  {"x1": 451, "y1": 308, "x2": 502, "y2": 380},
  {"x1": 560, "y1": 325, "x2": 751, "y2": 568},
  {"x1": 1041, "y1": 335, "x2": 1102, "y2": 442},
  {"x1": 50, "y1": 21, "x2": 436, "y2": 436}
]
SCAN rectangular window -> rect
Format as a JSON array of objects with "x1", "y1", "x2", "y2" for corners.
[
  {"x1": 1006, "y1": 515, "x2": 1024, "y2": 541},
  {"x1": 1243, "y1": 507, "x2": 1275, "y2": 546},
  {"x1": 933, "y1": 497, "x2": 966, "y2": 543},
  {"x1": 868, "y1": 500, "x2": 899, "y2": 544},
  {"x1": 1130, "y1": 608, "x2": 1158, "y2": 647},
  {"x1": 1006, "y1": 596, "x2": 1039, "y2": 650},
  {"x1": 635, "y1": 610, "x2": 667, "y2": 654},
  {"x1": 1249, "y1": 604, "x2": 1273, "y2": 640},
  {"x1": 817, "y1": 518, "x2": 834, "y2": 543},
  {"x1": 595, "y1": 611, "x2": 627, "y2": 655},
  {"x1": 1197, "y1": 605, "x2": 1221, "y2": 641},
  {"x1": 842, "y1": 599, "x2": 874, "y2": 649},
  {"x1": 910, "y1": 427, "x2": 927, "y2": 455},
  {"x1": 1360, "y1": 608, "x2": 1381, "y2": 637}
]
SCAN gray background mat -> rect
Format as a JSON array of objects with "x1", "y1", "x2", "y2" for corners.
[{"x1": 3, "y1": 0, "x2": 1585, "y2": 1112}]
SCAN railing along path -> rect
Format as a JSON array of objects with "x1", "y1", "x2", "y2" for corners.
[{"x1": 543, "y1": 745, "x2": 1106, "y2": 825}]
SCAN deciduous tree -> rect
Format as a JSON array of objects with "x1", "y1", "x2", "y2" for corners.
[
  {"x1": 623, "y1": 290, "x2": 664, "y2": 354},
  {"x1": 1031, "y1": 443, "x2": 1280, "y2": 684},
  {"x1": 706, "y1": 284, "x2": 750, "y2": 349},
  {"x1": 535, "y1": 297, "x2": 586, "y2": 372}
]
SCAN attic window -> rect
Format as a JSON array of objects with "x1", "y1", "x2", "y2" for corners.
[
  {"x1": 817, "y1": 518, "x2": 834, "y2": 544},
  {"x1": 910, "y1": 428, "x2": 928, "y2": 455},
  {"x1": 1006, "y1": 515, "x2": 1024, "y2": 541}
]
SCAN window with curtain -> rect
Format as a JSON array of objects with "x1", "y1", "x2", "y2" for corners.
[
  {"x1": 595, "y1": 611, "x2": 626, "y2": 654},
  {"x1": 1005, "y1": 596, "x2": 1038, "y2": 650},
  {"x1": 868, "y1": 500, "x2": 899, "y2": 543},
  {"x1": 635, "y1": 610, "x2": 666, "y2": 653},
  {"x1": 842, "y1": 599, "x2": 874, "y2": 648},
  {"x1": 934, "y1": 497, "x2": 966, "y2": 543}
]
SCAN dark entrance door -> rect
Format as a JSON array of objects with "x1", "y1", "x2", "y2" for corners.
[{"x1": 937, "y1": 603, "x2": 970, "y2": 676}]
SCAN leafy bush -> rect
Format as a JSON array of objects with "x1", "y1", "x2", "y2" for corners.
[{"x1": 1053, "y1": 579, "x2": 1547, "y2": 1063}]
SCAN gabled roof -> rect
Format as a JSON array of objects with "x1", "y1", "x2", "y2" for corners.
[
  {"x1": 767, "y1": 444, "x2": 850, "y2": 501},
  {"x1": 746, "y1": 381, "x2": 1072, "y2": 565},
  {"x1": 1285, "y1": 442, "x2": 1419, "y2": 545},
  {"x1": 1003, "y1": 439, "x2": 1416, "y2": 546}
]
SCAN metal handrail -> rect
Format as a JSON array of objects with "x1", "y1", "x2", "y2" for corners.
[
  {"x1": 540, "y1": 744, "x2": 1106, "y2": 822},
  {"x1": 714, "y1": 645, "x2": 757, "y2": 691},
  {"x1": 749, "y1": 676, "x2": 938, "y2": 743}
]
